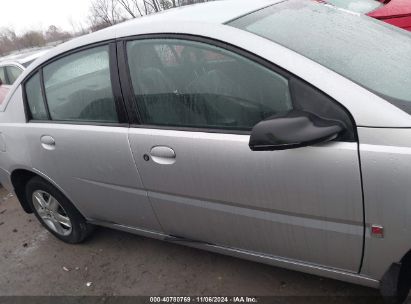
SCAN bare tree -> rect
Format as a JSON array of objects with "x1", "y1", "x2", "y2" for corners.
[
  {"x1": 45, "y1": 25, "x2": 72, "y2": 43},
  {"x1": 69, "y1": 17, "x2": 89, "y2": 36},
  {"x1": 88, "y1": 0, "x2": 216, "y2": 32},
  {"x1": 117, "y1": 0, "x2": 144, "y2": 17},
  {"x1": 19, "y1": 31, "x2": 46, "y2": 49},
  {"x1": 89, "y1": 0, "x2": 125, "y2": 31}
]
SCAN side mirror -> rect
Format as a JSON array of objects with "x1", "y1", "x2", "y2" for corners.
[
  {"x1": 0, "y1": 78, "x2": 3, "y2": 86},
  {"x1": 249, "y1": 110, "x2": 346, "y2": 151}
]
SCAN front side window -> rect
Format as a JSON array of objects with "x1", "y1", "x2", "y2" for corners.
[
  {"x1": 6, "y1": 66, "x2": 23, "y2": 84},
  {"x1": 25, "y1": 73, "x2": 48, "y2": 120},
  {"x1": 127, "y1": 39, "x2": 292, "y2": 131},
  {"x1": 42, "y1": 46, "x2": 118, "y2": 123}
]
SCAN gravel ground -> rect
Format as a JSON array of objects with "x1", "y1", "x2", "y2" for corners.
[{"x1": 0, "y1": 186, "x2": 400, "y2": 303}]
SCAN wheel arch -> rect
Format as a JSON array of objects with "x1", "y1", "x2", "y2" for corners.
[
  {"x1": 10, "y1": 168, "x2": 84, "y2": 217},
  {"x1": 10, "y1": 169, "x2": 37, "y2": 213},
  {"x1": 381, "y1": 249, "x2": 411, "y2": 303}
]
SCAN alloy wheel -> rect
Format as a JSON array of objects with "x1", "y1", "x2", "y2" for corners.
[{"x1": 32, "y1": 190, "x2": 72, "y2": 236}]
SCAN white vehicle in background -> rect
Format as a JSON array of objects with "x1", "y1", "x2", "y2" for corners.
[{"x1": 0, "y1": 48, "x2": 52, "y2": 104}]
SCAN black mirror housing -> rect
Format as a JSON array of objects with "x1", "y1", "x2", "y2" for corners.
[{"x1": 249, "y1": 110, "x2": 346, "y2": 151}]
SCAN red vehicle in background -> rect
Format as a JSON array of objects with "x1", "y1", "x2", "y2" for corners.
[
  {"x1": 368, "y1": 0, "x2": 411, "y2": 31},
  {"x1": 325, "y1": 0, "x2": 411, "y2": 31}
]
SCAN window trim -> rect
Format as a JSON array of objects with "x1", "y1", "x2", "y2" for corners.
[
  {"x1": 117, "y1": 33, "x2": 357, "y2": 140},
  {"x1": 22, "y1": 40, "x2": 128, "y2": 126},
  {"x1": 39, "y1": 68, "x2": 52, "y2": 120}
]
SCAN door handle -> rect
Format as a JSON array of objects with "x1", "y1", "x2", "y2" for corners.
[
  {"x1": 40, "y1": 135, "x2": 56, "y2": 150},
  {"x1": 150, "y1": 146, "x2": 176, "y2": 165}
]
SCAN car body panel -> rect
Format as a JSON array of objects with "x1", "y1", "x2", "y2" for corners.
[
  {"x1": 129, "y1": 128, "x2": 364, "y2": 272},
  {"x1": 90, "y1": 217, "x2": 379, "y2": 289},
  {"x1": 358, "y1": 127, "x2": 411, "y2": 280},
  {"x1": 22, "y1": 123, "x2": 163, "y2": 231}
]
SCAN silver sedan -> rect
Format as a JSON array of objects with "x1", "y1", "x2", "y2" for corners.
[{"x1": 0, "y1": 0, "x2": 410, "y2": 302}]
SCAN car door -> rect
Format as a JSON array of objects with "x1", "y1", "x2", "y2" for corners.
[
  {"x1": 122, "y1": 37, "x2": 364, "y2": 272},
  {"x1": 22, "y1": 43, "x2": 162, "y2": 232}
]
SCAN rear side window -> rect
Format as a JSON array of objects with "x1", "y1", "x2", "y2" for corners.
[
  {"x1": 42, "y1": 46, "x2": 118, "y2": 123},
  {"x1": 6, "y1": 66, "x2": 23, "y2": 84},
  {"x1": 127, "y1": 39, "x2": 292, "y2": 131},
  {"x1": 25, "y1": 73, "x2": 48, "y2": 120}
]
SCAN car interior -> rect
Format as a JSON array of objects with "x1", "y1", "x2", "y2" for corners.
[
  {"x1": 44, "y1": 69, "x2": 118, "y2": 123},
  {"x1": 127, "y1": 41, "x2": 293, "y2": 130}
]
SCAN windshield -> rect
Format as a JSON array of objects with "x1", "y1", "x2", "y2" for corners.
[
  {"x1": 229, "y1": 0, "x2": 411, "y2": 114},
  {"x1": 326, "y1": 0, "x2": 383, "y2": 14}
]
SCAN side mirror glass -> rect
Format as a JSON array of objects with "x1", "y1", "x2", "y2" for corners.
[{"x1": 249, "y1": 110, "x2": 346, "y2": 151}]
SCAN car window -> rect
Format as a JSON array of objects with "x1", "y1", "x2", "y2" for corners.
[
  {"x1": 6, "y1": 66, "x2": 23, "y2": 84},
  {"x1": 230, "y1": 0, "x2": 411, "y2": 114},
  {"x1": 42, "y1": 46, "x2": 118, "y2": 123},
  {"x1": 127, "y1": 39, "x2": 292, "y2": 131},
  {"x1": 25, "y1": 73, "x2": 48, "y2": 120},
  {"x1": 0, "y1": 67, "x2": 7, "y2": 85}
]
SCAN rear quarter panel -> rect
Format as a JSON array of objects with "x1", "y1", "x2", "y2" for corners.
[{"x1": 0, "y1": 85, "x2": 33, "y2": 191}]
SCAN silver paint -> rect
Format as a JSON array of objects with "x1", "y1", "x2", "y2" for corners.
[{"x1": 0, "y1": 0, "x2": 409, "y2": 291}]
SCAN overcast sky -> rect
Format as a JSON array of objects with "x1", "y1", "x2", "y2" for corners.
[{"x1": 0, "y1": 0, "x2": 91, "y2": 34}]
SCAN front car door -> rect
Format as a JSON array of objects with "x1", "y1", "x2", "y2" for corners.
[
  {"x1": 22, "y1": 43, "x2": 162, "y2": 232},
  {"x1": 123, "y1": 36, "x2": 364, "y2": 272}
]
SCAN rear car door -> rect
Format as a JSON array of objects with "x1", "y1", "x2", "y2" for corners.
[
  {"x1": 22, "y1": 43, "x2": 162, "y2": 231},
  {"x1": 122, "y1": 37, "x2": 364, "y2": 272}
]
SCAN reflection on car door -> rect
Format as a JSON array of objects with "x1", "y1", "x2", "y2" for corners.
[{"x1": 124, "y1": 37, "x2": 364, "y2": 272}]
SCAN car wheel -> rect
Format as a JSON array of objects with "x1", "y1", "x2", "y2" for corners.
[{"x1": 25, "y1": 176, "x2": 94, "y2": 244}]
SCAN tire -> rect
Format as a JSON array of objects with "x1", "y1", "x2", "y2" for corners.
[{"x1": 25, "y1": 176, "x2": 94, "y2": 244}]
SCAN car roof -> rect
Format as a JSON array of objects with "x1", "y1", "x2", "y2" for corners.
[{"x1": 118, "y1": 0, "x2": 282, "y2": 25}]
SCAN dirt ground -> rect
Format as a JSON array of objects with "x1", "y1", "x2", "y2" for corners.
[{"x1": 0, "y1": 186, "x2": 400, "y2": 303}]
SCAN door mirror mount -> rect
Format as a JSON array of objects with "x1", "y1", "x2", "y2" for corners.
[{"x1": 249, "y1": 110, "x2": 346, "y2": 151}]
